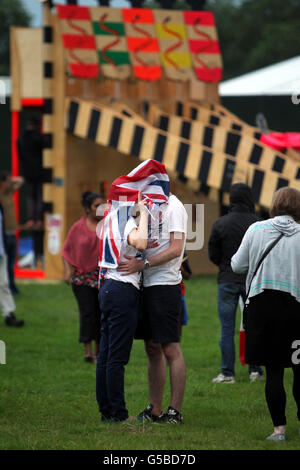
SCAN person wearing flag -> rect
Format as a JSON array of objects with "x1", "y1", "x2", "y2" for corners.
[
  {"x1": 96, "y1": 160, "x2": 169, "y2": 423},
  {"x1": 118, "y1": 187, "x2": 188, "y2": 424}
]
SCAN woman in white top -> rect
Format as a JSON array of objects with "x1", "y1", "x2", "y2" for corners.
[
  {"x1": 96, "y1": 194, "x2": 148, "y2": 423},
  {"x1": 231, "y1": 187, "x2": 300, "y2": 442}
]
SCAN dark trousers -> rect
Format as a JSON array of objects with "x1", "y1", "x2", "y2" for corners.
[
  {"x1": 265, "y1": 365, "x2": 300, "y2": 426},
  {"x1": 218, "y1": 282, "x2": 263, "y2": 377},
  {"x1": 72, "y1": 284, "x2": 101, "y2": 343},
  {"x1": 96, "y1": 280, "x2": 139, "y2": 421},
  {"x1": 5, "y1": 233, "x2": 18, "y2": 294},
  {"x1": 27, "y1": 180, "x2": 43, "y2": 221}
]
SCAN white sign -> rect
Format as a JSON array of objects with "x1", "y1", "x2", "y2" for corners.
[{"x1": 47, "y1": 214, "x2": 62, "y2": 256}]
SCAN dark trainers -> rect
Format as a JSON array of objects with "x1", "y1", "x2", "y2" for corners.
[
  {"x1": 5, "y1": 313, "x2": 24, "y2": 327},
  {"x1": 137, "y1": 404, "x2": 163, "y2": 422},
  {"x1": 160, "y1": 406, "x2": 184, "y2": 424}
]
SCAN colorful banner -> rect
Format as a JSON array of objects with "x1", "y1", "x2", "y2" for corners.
[
  {"x1": 90, "y1": 7, "x2": 131, "y2": 79},
  {"x1": 184, "y1": 11, "x2": 222, "y2": 82},
  {"x1": 57, "y1": 6, "x2": 223, "y2": 83},
  {"x1": 123, "y1": 8, "x2": 161, "y2": 81},
  {"x1": 57, "y1": 5, "x2": 99, "y2": 78},
  {"x1": 154, "y1": 10, "x2": 192, "y2": 81}
]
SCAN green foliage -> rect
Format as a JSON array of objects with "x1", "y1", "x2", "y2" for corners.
[
  {"x1": 207, "y1": 0, "x2": 300, "y2": 79},
  {"x1": 0, "y1": 279, "x2": 299, "y2": 450},
  {"x1": 0, "y1": 0, "x2": 31, "y2": 75}
]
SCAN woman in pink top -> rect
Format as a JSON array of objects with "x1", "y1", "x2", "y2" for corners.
[{"x1": 62, "y1": 191, "x2": 104, "y2": 363}]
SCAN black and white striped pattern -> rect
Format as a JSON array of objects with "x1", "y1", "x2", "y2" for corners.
[
  {"x1": 42, "y1": 2, "x2": 54, "y2": 213},
  {"x1": 66, "y1": 98, "x2": 300, "y2": 209},
  {"x1": 171, "y1": 101, "x2": 262, "y2": 140},
  {"x1": 145, "y1": 104, "x2": 300, "y2": 182}
]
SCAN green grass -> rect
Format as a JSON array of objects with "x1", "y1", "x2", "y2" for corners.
[{"x1": 0, "y1": 276, "x2": 299, "y2": 450}]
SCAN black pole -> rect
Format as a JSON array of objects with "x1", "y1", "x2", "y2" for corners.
[{"x1": 96, "y1": 0, "x2": 110, "y2": 5}]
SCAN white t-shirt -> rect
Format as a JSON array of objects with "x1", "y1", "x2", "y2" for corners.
[
  {"x1": 105, "y1": 217, "x2": 141, "y2": 290},
  {"x1": 143, "y1": 195, "x2": 187, "y2": 287}
]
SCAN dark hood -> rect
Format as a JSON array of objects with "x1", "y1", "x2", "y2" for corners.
[{"x1": 229, "y1": 183, "x2": 255, "y2": 213}]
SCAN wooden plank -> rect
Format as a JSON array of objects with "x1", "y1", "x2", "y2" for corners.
[{"x1": 10, "y1": 28, "x2": 21, "y2": 111}]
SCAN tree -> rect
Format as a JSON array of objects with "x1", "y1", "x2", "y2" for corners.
[
  {"x1": 207, "y1": 0, "x2": 300, "y2": 79},
  {"x1": 0, "y1": 0, "x2": 31, "y2": 76}
]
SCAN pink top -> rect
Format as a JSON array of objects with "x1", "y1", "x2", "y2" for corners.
[{"x1": 62, "y1": 216, "x2": 99, "y2": 275}]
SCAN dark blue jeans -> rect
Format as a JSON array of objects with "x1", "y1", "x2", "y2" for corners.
[
  {"x1": 218, "y1": 282, "x2": 263, "y2": 377},
  {"x1": 5, "y1": 233, "x2": 18, "y2": 294},
  {"x1": 96, "y1": 280, "x2": 139, "y2": 422}
]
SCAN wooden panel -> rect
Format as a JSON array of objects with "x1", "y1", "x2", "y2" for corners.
[
  {"x1": 10, "y1": 28, "x2": 21, "y2": 111},
  {"x1": 14, "y1": 28, "x2": 43, "y2": 99}
]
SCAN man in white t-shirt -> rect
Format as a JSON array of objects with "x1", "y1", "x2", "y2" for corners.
[{"x1": 118, "y1": 193, "x2": 188, "y2": 423}]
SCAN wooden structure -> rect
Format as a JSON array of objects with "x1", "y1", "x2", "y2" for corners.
[{"x1": 10, "y1": 2, "x2": 300, "y2": 280}]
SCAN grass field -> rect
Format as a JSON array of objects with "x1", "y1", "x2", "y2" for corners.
[{"x1": 0, "y1": 276, "x2": 299, "y2": 450}]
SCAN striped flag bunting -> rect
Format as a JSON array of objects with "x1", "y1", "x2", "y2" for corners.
[{"x1": 56, "y1": 5, "x2": 222, "y2": 82}]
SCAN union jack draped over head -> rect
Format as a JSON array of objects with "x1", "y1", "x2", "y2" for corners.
[{"x1": 98, "y1": 159, "x2": 170, "y2": 271}]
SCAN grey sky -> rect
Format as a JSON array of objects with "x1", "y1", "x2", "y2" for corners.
[{"x1": 21, "y1": 0, "x2": 131, "y2": 27}]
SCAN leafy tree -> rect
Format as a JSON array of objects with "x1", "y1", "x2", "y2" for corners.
[
  {"x1": 0, "y1": 0, "x2": 31, "y2": 75},
  {"x1": 207, "y1": 0, "x2": 300, "y2": 79}
]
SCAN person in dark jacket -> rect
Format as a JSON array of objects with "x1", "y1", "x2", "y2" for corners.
[
  {"x1": 17, "y1": 118, "x2": 44, "y2": 227},
  {"x1": 208, "y1": 183, "x2": 264, "y2": 383}
]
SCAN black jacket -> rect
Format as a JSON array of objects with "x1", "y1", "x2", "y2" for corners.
[
  {"x1": 208, "y1": 184, "x2": 259, "y2": 284},
  {"x1": 17, "y1": 129, "x2": 44, "y2": 181}
]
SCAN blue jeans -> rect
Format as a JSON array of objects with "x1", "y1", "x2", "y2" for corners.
[
  {"x1": 96, "y1": 280, "x2": 139, "y2": 421},
  {"x1": 218, "y1": 283, "x2": 263, "y2": 377}
]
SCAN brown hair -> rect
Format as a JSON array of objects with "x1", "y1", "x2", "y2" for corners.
[{"x1": 270, "y1": 187, "x2": 300, "y2": 222}]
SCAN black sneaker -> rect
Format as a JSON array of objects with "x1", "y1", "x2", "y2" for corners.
[
  {"x1": 160, "y1": 406, "x2": 184, "y2": 424},
  {"x1": 137, "y1": 404, "x2": 163, "y2": 422},
  {"x1": 5, "y1": 313, "x2": 24, "y2": 327}
]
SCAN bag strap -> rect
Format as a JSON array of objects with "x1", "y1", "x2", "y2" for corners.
[{"x1": 245, "y1": 232, "x2": 284, "y2": 302}]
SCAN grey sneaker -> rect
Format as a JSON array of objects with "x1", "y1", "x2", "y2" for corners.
[
  {"x1": 250, "y1": 372, "x2": 264, "y2": 382},
  {"x1": 212, "y1": 373, "x2": 235, "y2": 384},
  {"x1": 266, "y1": 433, "x2": 285, "y2": 442}
]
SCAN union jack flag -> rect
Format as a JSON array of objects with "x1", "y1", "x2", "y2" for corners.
[{"x1": 98, "y1": 159, "x2": 169, "y2": 272}]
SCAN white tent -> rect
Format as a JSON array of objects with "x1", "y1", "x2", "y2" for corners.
[{"x1": 219, "y1": 56, "x2": 300, "y2": 97}]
